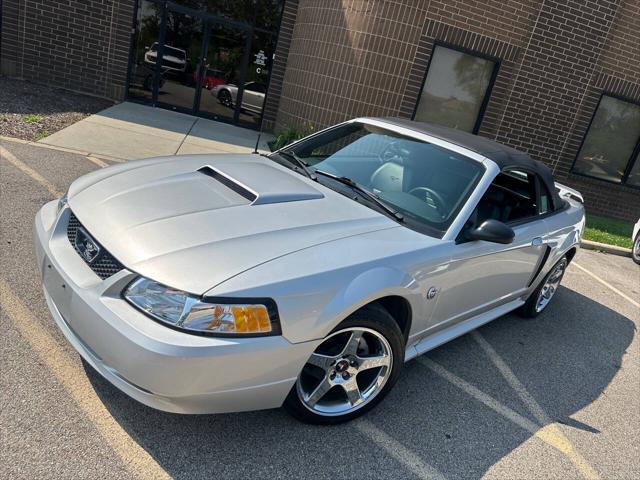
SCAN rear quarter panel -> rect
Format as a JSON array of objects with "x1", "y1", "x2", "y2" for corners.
[{"x1": 540, "y1": 199, "x2": 585, "y2": 281}]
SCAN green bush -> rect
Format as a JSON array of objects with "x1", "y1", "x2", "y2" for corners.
[
  {"x1": 24, "y1": 114, "x2": 43, "y2": 124},
  {"x1": 269, "y1": 124, "x2": 313, "y2": 151},
  {"x1": 35, "y1": 129, "x2": 50, "y2": 140}
]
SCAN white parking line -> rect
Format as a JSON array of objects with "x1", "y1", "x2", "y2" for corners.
[
  {"x1": 0, "y1": 278, "x2": 170, "y2": 480},
  {"x1": 0, "y1": 144, "x2": 63, "y2": 197},
  {"x1": 471, "y1": 331, "x2": 600, "y2": 479},
  {"x1": 355, "y1": 419, "x2": 447, "y2": 480},
  {"x1": 472, "y1": 331, "x2": 551, "y2": 425},
  {"x1": 571, "y1": 262, "x2": 639, "y2": 309},
  {"x1": 417, "y1": 357, "x2": 599, "y2": 479},
  {"x1": 418, "y1": 357, "x2": 540, "y2": 432}
]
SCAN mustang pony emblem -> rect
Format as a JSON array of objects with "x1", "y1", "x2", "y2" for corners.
[{"x1": 75, "y1": 227, "x2": 100, "y2": 263}]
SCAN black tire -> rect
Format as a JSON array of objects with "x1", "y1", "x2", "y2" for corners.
[
  {"x1": 518, "y1": 255, "x2": 568, "y2": 318},
  {"x1": 143, "y1": 75, "x2": 164, "y2": 90},
  {"x1": 283, "y1": 305, "x2": 404, "y2": 424},
  {"x1": 143, "y1": 74, "x2": 153, "y2": 91},
  {"x1": 632, "y1": 233, "x2": 640, "y2": 265},
  {"x1": 218, "y1": 89, "x2": 233, "y2": 108}
]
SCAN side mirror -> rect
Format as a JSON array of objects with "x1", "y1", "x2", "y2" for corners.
[{"x1": 466, "y1": 219, "x2": 515, "y2": 244}]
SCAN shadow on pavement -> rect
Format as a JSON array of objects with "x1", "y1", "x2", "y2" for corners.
[{"x1": 85, "y1": 286, "x2": 635, "y2": 479}]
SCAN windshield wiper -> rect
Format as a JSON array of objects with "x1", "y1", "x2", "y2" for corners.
[
  {"x1": 314, "y1": 170, "x2": 403, "y2": 221},
  {"x1": 268, "y1": 150, "x2": 316, "y2": 179}
]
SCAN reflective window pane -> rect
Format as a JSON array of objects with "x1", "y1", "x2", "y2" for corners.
[
  {"x1": 626, "y1": 152, "x2": 640, "y2": 187},
  {"x1": 573, "y1": 96, "x2": 640, "y2": 183},
  {"x1": 236, "y1": 31, "x2": 275, "y2": 128},
  {"x1": 190, "y1": 1, "x2": 284, "y2": 28},
  {"x1": 414, "y1": 46, "x2": 495, "y2": 132},
  {"x1": 539, "y1": 182, "x2": 552, "y2": 214},
  {"x1": 156, "y1": 10, "x2": 203, "y2": 111},
  {"x1": 128, "y1": 0, "x2": 162, "y2": 101},
  {"x1": 198, "y1": 24, "x2": 247, "y2": 122}
]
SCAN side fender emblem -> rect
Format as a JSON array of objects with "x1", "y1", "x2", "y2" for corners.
[{"x1": 426, "y1": 287, "x2": 438, "y2": 300}]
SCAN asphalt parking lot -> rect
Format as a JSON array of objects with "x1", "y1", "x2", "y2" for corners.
[{"x1": 1, "y1": 139, "x2": 639, "y2": 479}]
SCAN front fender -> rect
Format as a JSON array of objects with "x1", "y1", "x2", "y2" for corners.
[
  {"x1": 311, "y1": 266, "x2": 421, "y2": 341},
  {"x1": 207, "y1": 263, "x2": 421, "y2": 344},
  {"x1": 205, "y1": 227, "x2": 442, "y2": 344}
]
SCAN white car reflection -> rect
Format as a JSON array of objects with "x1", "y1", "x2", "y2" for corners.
[
  {"x1": 144, "y1": 43, "x2": 187, "y2": 72},
  {"x1": 211, "y1": 81, "x2": 266, "y2": 114}
]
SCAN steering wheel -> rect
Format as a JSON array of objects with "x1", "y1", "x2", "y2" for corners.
[
  {"x1": 378, "y1": 141, "x2": 405, "y2": 165},
  {"x1": 409, "y1": 187, "x2": 447, "y2": 216}
]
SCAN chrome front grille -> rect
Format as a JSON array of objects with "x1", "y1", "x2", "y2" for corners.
[{"x1": 67, "y1": 212, "x2": 124, "y2": 280}]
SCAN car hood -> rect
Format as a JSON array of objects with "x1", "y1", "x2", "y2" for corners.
[{"x1": 68, "y1": 154, "x2": 395, "y2": 293}]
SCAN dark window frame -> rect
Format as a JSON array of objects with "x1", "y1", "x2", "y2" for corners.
[
  {"x1": 570, "y1": 92, "x2": 640, "y2": 190},
  {"x1": 412, "y1": 41, "x2": 501, "y2": 135}
]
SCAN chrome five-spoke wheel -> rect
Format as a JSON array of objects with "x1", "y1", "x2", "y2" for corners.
[
  {"x1": 535, "y1": 258, "x2": 567, "y2": 313},
  {"x1": 519, "y1": 254, "x2": 569, "y2": 318},
  {"x1": 296, "y1": 327, "x2": 393, "y2": 417}
]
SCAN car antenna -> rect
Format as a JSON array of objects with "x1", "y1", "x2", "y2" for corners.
[{"x1": 253, "y1": 113, "x2": 266, "y2": 154}]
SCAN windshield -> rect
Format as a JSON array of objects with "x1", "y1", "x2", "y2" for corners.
[
  {"x1": 149, "y1": 43, "x2": 185, "y2": 60},
  {"x1": 283, "y1": 122, "x2": 485, "y2": 233},
  {"x1": 164, "y1": 45, "x2": 186, "y2": 59}
]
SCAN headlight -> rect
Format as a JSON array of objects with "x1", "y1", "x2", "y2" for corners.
[
  {"x1": 123, "y1": 277, "x2": 280, "y2": 336},
  {"x1": 57, "y1": 192, "x2": 68, "y2": 213}
]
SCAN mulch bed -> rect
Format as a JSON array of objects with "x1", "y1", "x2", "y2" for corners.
[{"x1": 0, "y1": 76, "x2": 114, "y2": 141}]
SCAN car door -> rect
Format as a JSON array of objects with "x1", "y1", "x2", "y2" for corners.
[
  {"x1": 241, "y1": 82, "x2": 265, "y2": 113},
  {"x1": 431, "y1": 169, "x2": 550, "y2": 326}
]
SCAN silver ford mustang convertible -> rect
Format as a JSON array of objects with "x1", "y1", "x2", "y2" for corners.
[{"x1": 34, "y1": 118, "x2": 585, "y2": 423}]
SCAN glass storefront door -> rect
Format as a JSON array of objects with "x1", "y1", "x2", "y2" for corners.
[
  {"x1": 155, "y1": 6, "x2": 204, "y2": 112},
  {"x1": 197, "y1": 27, "x2": 276, "y2": 128},
  {"x1": 127, "y1": 0, "x2": 284, "y2": 130},
  {"x1": 237, "y1": 30, "x2": 276, "y2": 128},
  {"x1": 197, "y1": 23, "x2": 249, "y2": 123},
  {"x1": 128, "y1": 0, "x2": 163, "y2": 102}
]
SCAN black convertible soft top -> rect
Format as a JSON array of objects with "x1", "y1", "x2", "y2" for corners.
[{"x1": 376, "y1": 117, "x2": 564, "y2": 211}]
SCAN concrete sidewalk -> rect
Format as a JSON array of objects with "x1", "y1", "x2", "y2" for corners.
[{"x1": 39, "y1": 102, "x2": 274, "y2": 161}]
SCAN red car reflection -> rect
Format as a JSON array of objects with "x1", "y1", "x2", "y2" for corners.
[{"x1": 193, "y1": 69, "x2": 226, "y2": 89}]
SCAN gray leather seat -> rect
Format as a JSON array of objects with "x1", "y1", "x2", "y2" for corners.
[
  {"x1": 476, "y1": 188, "x2": 512, "y2": 223},
  {"x1": 370, "y1": 161, "x2": 404, "y2": 193}
]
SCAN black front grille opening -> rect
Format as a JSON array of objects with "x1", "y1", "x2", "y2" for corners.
[{"x1": 67, "y1": 212, "x2": 125, "y2": 280}]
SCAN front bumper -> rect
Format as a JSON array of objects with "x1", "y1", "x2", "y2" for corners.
[{"x1": 34, "y1": 201, "x2": 318, "y2": 414}]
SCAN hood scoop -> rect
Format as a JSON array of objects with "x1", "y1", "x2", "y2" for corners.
[
  {"x1": 198, "y1": 166, "x2": 257, "y2": 201},
  {"x1": 198, "y1": 163, "x2": 324, "y2": 205}
]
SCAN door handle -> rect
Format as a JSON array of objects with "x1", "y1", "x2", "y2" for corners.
[{"x1": 531, "y1": 237, "x2": 543, "y2": 246}]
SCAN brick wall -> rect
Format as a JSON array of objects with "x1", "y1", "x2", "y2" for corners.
[
  {"x1": 262, "y1": 0, "x2": 299, "y2": 131},
  {"x1": 275, "y1": 0, "x2": 431, "y2": 130},
  {"x1": 1, "y1": 0, "x2": 135, "y2": 101},
  {"x1": 564, "y1": 0, "x2": 640, "y2": 221},
  {"x1": 275, "y1": 0, "x2": 541, "y2": 130},
  {"x1": 276, "y1": 0, "x2": 640, "y2": 221}
]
